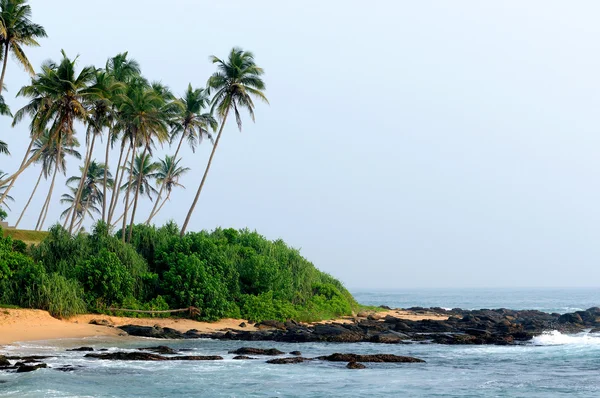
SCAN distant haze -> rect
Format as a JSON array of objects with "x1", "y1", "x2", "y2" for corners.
[{"x1": 2, "y1": 1, "x2": 599, "y2": 288}]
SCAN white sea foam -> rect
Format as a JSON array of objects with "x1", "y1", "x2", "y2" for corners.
[{"x1": 530, "y1": 330, "x2": 600, "y2": 346}]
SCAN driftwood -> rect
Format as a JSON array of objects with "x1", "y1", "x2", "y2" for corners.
[{"x1": 108, "y1": 306, "x2": 201, "y2": 317}]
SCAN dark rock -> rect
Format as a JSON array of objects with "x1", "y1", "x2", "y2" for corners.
[
  {"x1": 171, "y1": 356, "x2": 223, "y2": 361},
  {"x1": 590, "y1": 327, "x2": 600, "y2": 333},
  {"x1": 67, "y1": 347, "x2": 94, "y2": 352},
  {"x1": 266, "y1": 357, "x2": 308, "y2": 364},
  {"x1": 232, "y1": 355, "x2": 255, "y2": 360},
  {"x1": 6, "y1": 355, "x2": 51, "y2": 361},
  {"x1": 289, "y1": 351, "x2": 302, "y2": 356},
  {"x1": 138, "y1": 346, "x2": 178, "y2": 355},
  {"x1": 16, "y1": 363, "x2": 47, "y2": 373},
  {"x1": 346, "y1": 361, "x2": 366, "y2": 369},
  {"x1": 89, "y1": 319, "x2": 113, "y2": 327},
  {"x1": 256, "y1": 320, "x2": 286, "y2": 330},
  {"x1": 0, "y1": 356, "x2": 9, "y2": 367},
  {"x1": 238, "y1": 322, "x2": 247, "y2": 328},
  {"x1": 118, "y1": 325, "x2": 185, "y2": 339},
  {"x1": 85, "y1": 352, "x2": 222, "y2": 361},
  {"x1": 380, "y1": 305, "x2": 392, "y2": 310},
  {"x1": 370, "y1": 331, "x2": 409, "y2": 344},
  {"x1": 558, "y1": 313, "x2": 583, "y2": 324},
  {"x1": 312, "y1": 324, "x2": 364, "y2": 342},
  {"x1": 54, "y1": 365, "x2": 79, "y2": 372},
  {"x1": 229, "y1": 347, "x2": 284, "y2": 356},
  {"x1": 465, "y1": 328, "x2": 491, "y2": 337},
  {"x1": 317, "y1": 353, "x2": 425, "y2": 363}
]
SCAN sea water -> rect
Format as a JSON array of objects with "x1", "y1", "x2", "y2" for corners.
[{"x1": 1, "y1": 288, "x2": 600, "y2": 397}]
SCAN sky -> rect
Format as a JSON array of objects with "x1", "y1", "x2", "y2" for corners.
[{"x1": 1, "y1": 0, "x2": 599, "y2": 289}]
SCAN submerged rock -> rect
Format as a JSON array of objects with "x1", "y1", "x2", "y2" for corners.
[
  {"x1": 346, "y1": 362, "x2": 366, "y2": 369},
  {"x1": 316, "y1": 353, "x2": 425, "y2": 363},
  {"x1": 289, "y1": 351, "x2": 302, "y2": 356},
  {"x1": 16, "y1": 363, "x2": 47, "y2": 373},
  {"x1": 67, "y1": 347, "x2": 94, "y2": 352},
  {"x1": 232, "y1": 355, "x2": 256, "y2": 360},
  {"x1": 266, "y1": 357, "x2": 309, "y2": 364},
  {"x1": 138, "y1": 346, "x2": 178, "y2": 355},
  {"x1": 228, "y1": 347, "x2": 284, "y2": 356}
]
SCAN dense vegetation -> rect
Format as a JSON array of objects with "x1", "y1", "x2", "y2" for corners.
[{"x1": 0, "y1": 223, "x2": 358, "y2": 322}]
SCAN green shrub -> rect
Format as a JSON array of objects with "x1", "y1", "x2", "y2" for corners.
[{"x1": 35, "y1": 273, "x2": 87, "y2": 318}]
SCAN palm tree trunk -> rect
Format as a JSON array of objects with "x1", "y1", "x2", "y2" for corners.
[
  {"x1": 146, "y1": 132, "x2": 186, "y2": 224},
  {"x1": 127, "y1": 146, "x2": 147, "y2": 242},
  {"x1": 111, "y1": 201, "x2": 133, "y2": 227},
  {"x1": 36, "y1": 145, "x2": 61, "y2": 231},
  {"x1": 102, "y1": 129, "x2": 112, "y2": 222},
  {"x1": 121, "y1": 140, "x2": 137, "y2": 242},
  {"x1": 14, "y1": 168, "x2": 43, "y2": 228},
  {"x1": 180, "y1": 110, "x2": 229, "y2": 236},
  {"x1": 107, "y1": 141, "x2": 129, "y2": 225},
  {"x1": 152, "y1": 191, "x2": 170, "y2": 220},
  {"x1": 0, "y1": 136, "x2": 40, "y2": 203},
  {"x1": 0, "y1": 43, "x2": 10, "y2": 96},
  {"x1": 68, "y1": 132, "x2": 97, "y2": 234}
]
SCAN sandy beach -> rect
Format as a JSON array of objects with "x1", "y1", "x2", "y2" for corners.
[{"x1": 0, "y1": 308, "x2": 448, "y2": 346}]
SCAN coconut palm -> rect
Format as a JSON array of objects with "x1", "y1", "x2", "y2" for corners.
[
  {"x1": 147, "y1": 84, "x2": 215, "y2": 224},
  {"x1": 180, "y1": 48, "x2": 268, "y2": 236},
  {"x1": 60, "y1": 186, "x2": 100, "y2": 232},
  {"x1": 115, "y1": 82, "x2": 174, "y2": 242},
  {"x1": 65, "y1": 70, "x2": 122, "y2": 233},
  {"x1": 146, "y1": 155, "x2": 189, "y2": 223},
  {"x1": 116, "y1": 153, "x2": 159, "y2": 229},
  {"x1": 4, "y1": 50, "x2": 95, "y2": 206},
  {"x1": 0, "y1": 139, "x2": 7, "y2": 155},
  {"x1": 0, "y1": 171, "x2": 14, "y2": 210},
  {"x1": 33, "y1": 130, "x2": 81, "y2": 231},
  {"x1": 65, "y1": 161, "x2": 112, "y2": 231},
  {"x1": 0, "y1": 0, "x2": 47, "y2": 91}
]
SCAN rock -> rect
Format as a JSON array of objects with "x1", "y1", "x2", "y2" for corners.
[
  {"x1": 316, "y1": 353, "x2": 425, "y2": 363},
  {"x1": 0, "y1": 356, "x2": 9, "y2": 367},
  {"x1": 228, "y1": 347, "x2": 284, "y2": 356},
  {"x1": 346, "y1": 362, "x2": 366, "y2": 369},
  {"x1": 558, "y1": 313, "x2": 583, "y2": 324},
  {"x1": 89, "y1": 319, "x2": 114, "y2": 327},
  {"x1": 369, "y1": 331, "x2": 409, "y2": 344},
  {"x1": 256, "y1": 320, "x2": 286, "y2": 330},
  {"x1": 380, "y1": 305, "x2": 392, "y2": 310},
  {"x1": 118, "y1": 325, "x2": 185, "y2": 339},
  {"x1": 289, "y1": 351, "x2": 302, "y2": 356},
  {"x1": 53, "y1": 365, "x2": 79, "y2": 372},
  {"x1": 590, "y1": 327, "x2": 600, "y2": 333},
  {"x1": 312, "y1": 324, "x2": 364, "y2": 342},
  {"x1": 239, "y1": 322, "x2": 247, "y2": 328},
  {"x1": 465, "y1": 328, "x2": 491, "y2": 337},
  {"x1": 6, "y1": 355, "x2": 51, "y2": 361},
  {"x1": 266, "y1": 357, "x2": 308, "y2": 364},
  {"x1": 85, "y1": 352, "x2": 222, "y2": 361},
  {"x1": 232, "y1": 355, "x2": 255, "y2": 360},
  {"x1": 67, "y1": 347, "x2": 94, "y2": 352},
  {"x1": 138, "y1": 346, "x2": 178, "y2": 355},
  {"x1": 16, "y1": 363, "x2": 47, "y2": 373},
  {"x1": 367, "y1": 313, "x2": 384, "y2": 321},
  {"x1": 356, "y1": 311, "x2": 371, "y2": 318}
]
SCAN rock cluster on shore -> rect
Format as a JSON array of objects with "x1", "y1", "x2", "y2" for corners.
[{"x1": 117, "y1": 307, "x2": 600, "y2": 345}]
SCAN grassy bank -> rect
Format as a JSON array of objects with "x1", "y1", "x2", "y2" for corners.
[
  {"x1": 2, "y1": 229, "x2": 48, "y2": 245},
  {"x1": 0, "y1": 223, "x2": 359, "y2": 322}
]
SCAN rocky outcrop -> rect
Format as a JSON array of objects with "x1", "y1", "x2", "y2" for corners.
[
  {"x1": 138, "y1": 346, "x2": 178, "y2": 355},
  {"x1": 316, "y1": 353, "x2": 425, "y2": 363},
  {"x1": 118, "y1": 325, "x2": 186, "y2": 339},
  {"x1": 67, "y1": 347, "x2": 94, "y2": 352},
  {"x1": 85, "y1": 352, "x2": 222, "y2": 361},
  {"x1": 266, "y1": 357, "x2": 309, "y2": 364},
  {"x1": 228, "y1": 347, "x2": 284, "y2": 356}
]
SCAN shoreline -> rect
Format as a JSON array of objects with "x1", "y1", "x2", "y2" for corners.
[{"x1": 0, "y1": 308, "x2": 447, "y2": 347}]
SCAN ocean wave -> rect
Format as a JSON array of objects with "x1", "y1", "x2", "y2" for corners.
[{"x1": 530, "y1": 330, "x2": 600, "y2": 346}]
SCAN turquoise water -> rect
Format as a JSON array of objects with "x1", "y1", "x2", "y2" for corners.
[{"x1": 1, "y1": 288, "x2": 600, "y2": 397}]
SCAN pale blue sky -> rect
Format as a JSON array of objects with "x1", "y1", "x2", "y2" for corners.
[{"x1": 2, "y1": 1, "x2": 599, "y2": 288}]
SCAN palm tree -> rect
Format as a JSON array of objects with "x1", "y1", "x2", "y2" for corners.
[
  {"x1": 115, "y1": 82, "x2": 174, "y2": 242},
  {"x1": 0, "y1": 139, "x2": 7, "y2": 155},
  {"x1": 65, "y1": 69, "x2": 122, "y2": 234},
  {"x1": 180, "y1": 48, "x2": 268, "y2": 236},
  {"x1": 116, "y1": 153, "x2": 159, "y2": 228},
  {"x1": 60, "y1": 187, "x2": 100, "y2": 233},
  {"x1": 65, "y1": 160, "x2": 112, "y2": 231},
  {"x1": 0, "y1": 0, "x2": 47, "y2": 91},
  {"x1": 147, "y1": 84, "x2": 215, "y2": 224},
  {"x1": 103, "y1": 52, "x2": 140, "y2": 223},
  {"x1": 0, "y1": 171, "x2": 14, "y2": 210},
  {"x1": 146, "y1": 155, "x2": 189, "y2": 223},
  {"x1": 4, "y1": 50, "x2": 95, "y2": 206},
  {"x1": 34, "y1": 131, "x2": 80, "y2": 231}
]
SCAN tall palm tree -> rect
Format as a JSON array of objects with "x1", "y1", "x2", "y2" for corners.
[
  {"x1": 0, "y1": 171, "x2": 14, "y2": 211},
  {"x1": 34, "y1": 131, "x2": 80, "y2": 231},
  {"x1": 115, "y1": 82, "x2": 173, "y2": 242},
  {"x1": 60, "y1": 186, "x2": 100, "y2": 233},
  {"x1": 103, "y1": 52, "x2": 140, "y2": 223},
  {"x1": 147, "y1": 84, "x2": 215, "y2": 224},
  {"x1": 4, "y1": 50, "x2": 95, "y2": 206},
  {"x1": 116, "y1": 153, "x2": 159, "y2": 229},
  {"x1": 65, "y1": 70, "x2": 122, "y2": 234},
  {"x1": 180, "y1": 48, "x2": 268, "y2": 236},
  {"x1": 146, "y1": 155, "x2": 189, "y2": 223},
  {"x1": 0, "y1": 0, "x2": 47, "y2": 91},
  {"x1": 65, "y1": 160, "x2": 112, "y2": 231}
]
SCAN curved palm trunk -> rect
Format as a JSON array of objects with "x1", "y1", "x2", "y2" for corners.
[
  {"x1": 121, "y1": 140, "x2": 137, "y2": 242},
  {"x1": 152, "y1": 191, "x2": 170, "y2": 220},
  {"x1": 180, "y1": 110, "x2": 229, "y2": 236},
  {"x1": 146, "y1": 131, "x2": 186, "y2": 224},
  {"x1": 111, "y1": 201, "x2": 133, "y2": 228},
  {"x1": 14, "y1": 168, "x2": 44, "y2": 228},
  {"x1": 36, "y1": 145, "x2": 61, "y2": 231},
  {"x1": 0, "y1": 43, "x2": 10, "y2": 96},
  {"x1": 107, "y1": 141, "x2": 129, "y2": 225},
  {"x1": 102, "y1": 130, "x2": 112, "y2": 222},
  {"x1": 127, "y1": 146, "x2": 147, "y2": 242},
  {"x1": 68, "y1": 132, "x2": 97, "y2": 234},
  {"x1": 0, "y1": 137, "x2": 40, "y2": 203}
]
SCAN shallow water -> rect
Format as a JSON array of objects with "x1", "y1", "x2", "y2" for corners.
[{"x1": 1, "y1": 288, "x2": 600, "y2": 397}]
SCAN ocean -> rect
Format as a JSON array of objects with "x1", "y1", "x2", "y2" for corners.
[{"x1": 2, "y1": 288, "x2": 600, "y2": 397}]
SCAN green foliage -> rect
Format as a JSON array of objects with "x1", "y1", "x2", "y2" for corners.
[{"x1": 0, "y1": 208, "x2": 6, "y2": 221}]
